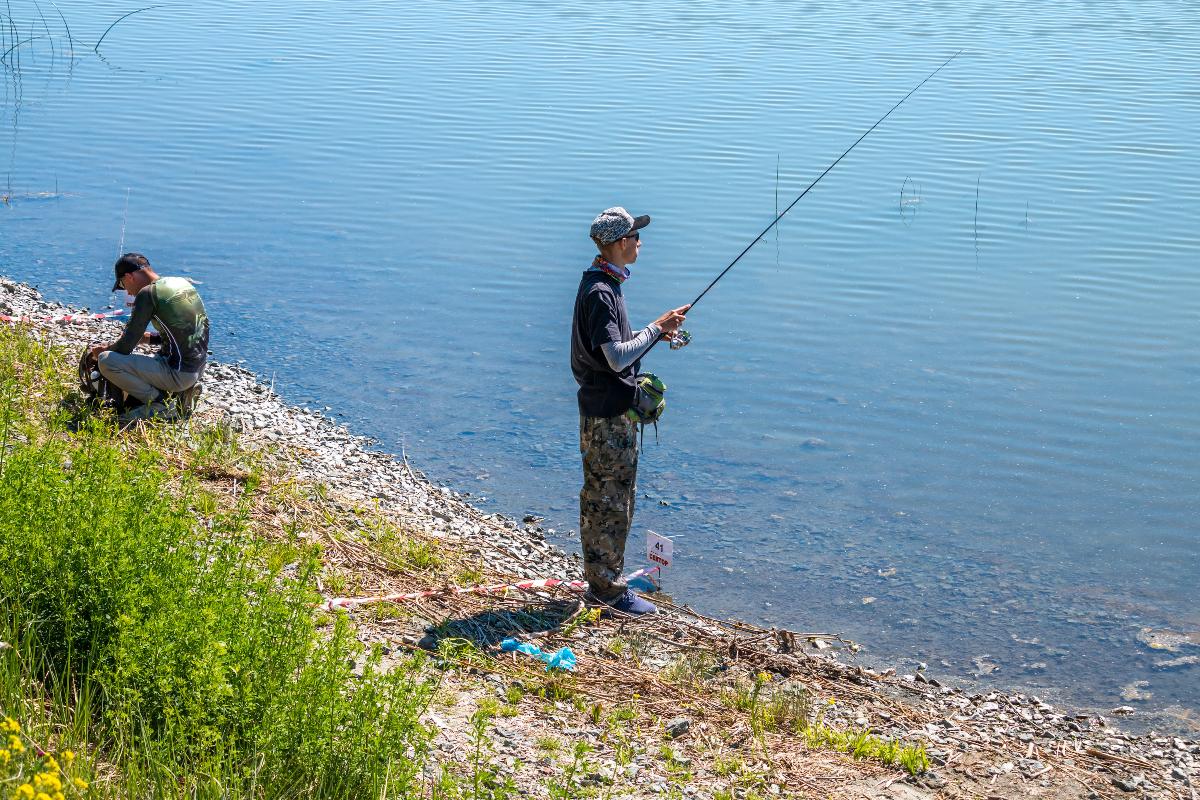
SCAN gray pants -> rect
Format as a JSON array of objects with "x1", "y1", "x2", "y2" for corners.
[{"x1": 96, "y1": 351, "x2": 199, "y2": 404}]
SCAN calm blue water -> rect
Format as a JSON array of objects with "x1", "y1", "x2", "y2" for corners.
[{"x1": 2, "y1": 1, "x2": 1198, "y2": 726}]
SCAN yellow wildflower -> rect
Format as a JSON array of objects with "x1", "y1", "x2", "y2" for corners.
[
  {"x1": 1, "y1": 748, "x2": 11, "y2": 765},
  {"x1": 34, "y1": 792, "x2": 52, "y2": 800},
  {"x1": 9, "y1": 734, "x2": 25, "y2": 752},
  {"x1": 43, "y1": 756, "x2": 60, "y2": 773},
  {"x1": 54, "y1": 793, "x2": 65, "y2": 800},
  {"x1": 61, "y1": 750, "x2": 74, "y2": 764},
  {"x1": 72, "y1": 778, "x2": 89, "y2": 790},
  {"x1": 2, "y1": 716, "x2": 19, "y2": 733},
  {"x1": 16, "y1": 786, "x2": 35, "y2": 800},
  {"x1": 35, "y1": 772, "x2": 62, "y2": 791}
]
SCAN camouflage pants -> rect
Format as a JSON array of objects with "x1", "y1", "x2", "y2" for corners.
[{"x1": 579, "y1": 413, "x2": 639, "y2": 602}]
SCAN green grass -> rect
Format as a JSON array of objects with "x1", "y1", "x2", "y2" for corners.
[
  {"x1": 534, "y1": 736, "x2": 561, "y2": 754},
  {"x1": 597, "y1": 703, "x2": 638, "y2": 767},
  {"x1": 458, "y1": 700, "x2": 516, "y2": 800},
  {"x1": 545, "y1": 741, "x2": 596, "y2": 800},
  {"x1": 607, "y1": 703, "x2": 637, "y2": 725},
  {"x1": 454, "y1": 562, "x2": 486, "y2": 586},
  {"x1": 558, "y1": 607, "x2": 601, "y2": 638},
  {"x1": 0, "y1": 327, "x2": 443, "y2": 797},
  {"x1": 802, "y1": 723, "x2": 930, "y2": 774},
  {"x1": 718, "y1": 673, "x2": 928, "y2": 775},
  {"x1": 657, "y1": 744, "x2": 691, "y2": 781},
  {"x1": 721, "y1": 672, "x2": 812, "y2": 739},
  {"x1": 1, "y1": 630, "x2": 97, "y2": 798},
  {"x1": 532, "y1": 673, "x2": 577, "y2": 702},
  {"x1": 712, "y1": 754, "x2": 744, "y2": 777},
  {"x1": 434, "y1": 637, "x2": 493, "y2": 670},
  {"x1": 659, "y1": 651, "x2": 720, "y2": 690},
  {"x1": 366, "y1": 515, "x2": 445, "y2": 573}
]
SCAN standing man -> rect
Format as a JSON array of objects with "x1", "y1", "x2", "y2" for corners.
[
  {"x1": 570, "y1": 207, "x2": 689, "y2": 615},
  {"x1": 90, "y1": 253, "x2": 210, "y2": 422}
]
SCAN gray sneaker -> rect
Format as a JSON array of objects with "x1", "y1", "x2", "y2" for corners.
[
  {"x1": 587, "y1": 589, "x2": 658, "y2": 617},
  {"x1": 175, "y1": 382, "x2": 203, "y2": 417},
  {"x1": 119, "y1": 400, "x2": 174, "y2": 425}
]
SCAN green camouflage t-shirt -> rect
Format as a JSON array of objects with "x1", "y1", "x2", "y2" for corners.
[{"x1": 113, "y1": 277, "x2": 210, "y2": 372}]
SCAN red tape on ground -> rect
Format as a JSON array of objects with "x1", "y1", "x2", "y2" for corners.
[
  {"x1": 0, "y1": 309, "x2": 129, "y2": 325},
  {"x1": 320, "y1": 566, "x2": 661, "y2": 612}
]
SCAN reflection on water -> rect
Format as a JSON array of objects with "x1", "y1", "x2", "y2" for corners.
[{"x1": 1, "y1": 0, "x2": 1198, "y2": 727}]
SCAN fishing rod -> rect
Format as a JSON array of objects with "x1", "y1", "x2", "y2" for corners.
[{"x1": 654, "y1": 49, "x2": 963, "y2": 354}]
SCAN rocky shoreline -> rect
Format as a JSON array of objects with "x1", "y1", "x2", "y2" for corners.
[
  {"x1": 0, "y1": 276, "x2": 577, "y2": 585},
  {"x1": 2, "y1": 275, "x2": 1196, "y2": 800}
]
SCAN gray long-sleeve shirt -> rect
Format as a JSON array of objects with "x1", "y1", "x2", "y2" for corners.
[{"x1": 600, "y1": 323, "x2": 661, "y2": 372}]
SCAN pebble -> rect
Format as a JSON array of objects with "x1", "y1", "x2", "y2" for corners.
[{"x1": 665, "y1": 717, "x2": 691, "y2": 739}]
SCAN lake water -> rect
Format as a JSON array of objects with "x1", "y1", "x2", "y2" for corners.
[{"x1": 2, "y1": 0, "x2": 1197, "y2": 728}]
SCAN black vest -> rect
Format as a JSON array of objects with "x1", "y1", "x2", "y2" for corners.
[{"x1": 570, "y1": 270, "x2": 638, "y2": 418}]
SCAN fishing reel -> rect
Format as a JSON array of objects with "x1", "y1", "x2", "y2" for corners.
[{"x1": 668, "y1": 329, "x2": 691, "y2": 350}]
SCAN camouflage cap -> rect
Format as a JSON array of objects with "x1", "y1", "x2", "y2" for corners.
[{"x1": 590, "y1": 207, "x2": 651, "y2": 245}]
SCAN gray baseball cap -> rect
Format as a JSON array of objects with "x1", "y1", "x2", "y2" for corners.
[{"x1": 590, "y1": 207, "x2": 651, "y2": 245}]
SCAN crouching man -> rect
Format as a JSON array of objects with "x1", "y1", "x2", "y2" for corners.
[{"x1": 89, "y1": 253, "x2": 210, "y2": 422}]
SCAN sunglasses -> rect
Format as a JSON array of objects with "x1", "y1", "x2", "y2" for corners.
[{"x1": 118, "y1": 269, "x2": 142, "y2": 291}]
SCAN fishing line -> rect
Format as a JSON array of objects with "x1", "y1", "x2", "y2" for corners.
[
  {"x1": 116, "y1": 186, "x2": 130, "y2": 258},
  {"x1": 653, "y1": 50, "x2": 963, "y2": 355}
]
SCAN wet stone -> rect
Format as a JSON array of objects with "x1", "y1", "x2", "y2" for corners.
[{"x1": 665, "y1": 717, "x2": 691, "y2": 739}]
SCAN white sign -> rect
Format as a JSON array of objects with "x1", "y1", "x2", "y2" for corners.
[{"x1": 646, "y1": 530, "x2": 673, "y2": 568}]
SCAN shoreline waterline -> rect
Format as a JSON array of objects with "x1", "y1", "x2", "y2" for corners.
[{"x1": 1, "y1": 274, "x2": 1196, "y2": 739}]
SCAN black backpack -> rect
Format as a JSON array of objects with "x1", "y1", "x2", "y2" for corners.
[{"x1": 78, "y1": 345, "x2": 126, "y2": 411}]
